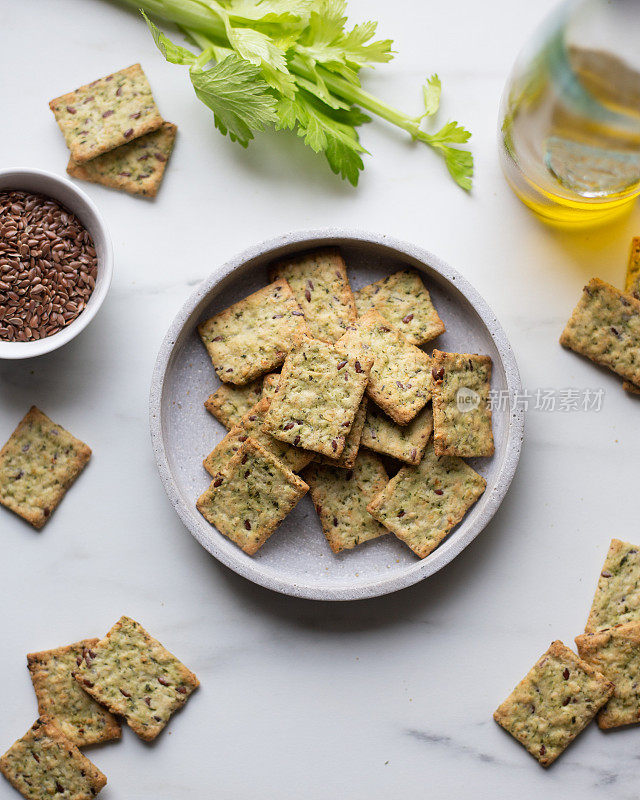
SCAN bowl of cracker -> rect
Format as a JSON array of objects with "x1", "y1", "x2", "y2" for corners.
[{"x1": 150, "y1": 230, "x2": 523, "y2": 600}]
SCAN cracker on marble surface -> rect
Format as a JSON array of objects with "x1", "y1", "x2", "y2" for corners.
[
  {"x1": 585, "y1": 539, "x2": 640, "y2": 633},
  {"x1": 493, "y1": 640, "x2": 613, "y2": 766}
]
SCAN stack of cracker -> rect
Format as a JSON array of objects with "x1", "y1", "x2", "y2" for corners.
[
  {"x1": 49, "y1": 64, "x2": 176, "y2": 198},
  {"x1": 494, "y1": 538, "x2": 640, "y2": 766},
  {"x1": 561, "y1": 237, "x2": 640, "y2": 395},
  {"x1": 197, "y1": 248, "x2": 495, "y2": 558},
  {"x1": 0, "y1": 616, "x2": 198, "y2": 799}
]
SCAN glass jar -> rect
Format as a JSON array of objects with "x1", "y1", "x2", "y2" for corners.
[{"x1": 499, "y1": 0, "x2": 640, "y2": 225}]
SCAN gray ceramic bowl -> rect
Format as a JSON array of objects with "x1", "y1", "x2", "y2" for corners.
[{"x1": 150, "y1": 231, "x2": 523, "y2": 601}]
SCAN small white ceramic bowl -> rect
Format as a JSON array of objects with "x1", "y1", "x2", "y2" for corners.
[{"x1": 0, "y1": 168, "x2": 113, "y2": 359}]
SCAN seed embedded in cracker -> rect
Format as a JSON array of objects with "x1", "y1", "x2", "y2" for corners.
[
  {"x1": 204, "y1": 377, "x2": 265, "y2": 430},
  {"x1": 367, "y1": 442, "x2": 485, "y2": 558},
  {"x1": 431, "y1": 350, "x2": 494, "y2": 458},
  {"x1": 263, "y1": 335, "x2": 372, "y2": 458},
  {"x1": 67, "y1": 121, "x2": 177, "y2": 197},
  {"x1": 304, "y1": 450, "x2": 389, "y2": 552},
  {"x1": 560, "y1": 278, "x2": 640, "y2": 385},
  {"x1": 361, "y1": 403, "x2": 433, "y2": 465},
  {"x1": 27, "y1": 640, "x2": 121, "y2": 747},
  {"x1": 197, "y1": 438, "x2": 309, "y2": 555},
  {"x1": 49, "y1": 63, "x2": 163, "y2": 163},
  {"x1": 269, "y1": 248, "x2": 357, "y2": 343},
  {"x1": 73, "y1": 616, "x2": 199, "y2": 742},
  {"x1": 0, "y1": 406, "x2": 91, "y2": 529},
  {"x1": 585, "y1": 538, "x2": 640, "y2": 633},
  {"x1": 197, "y1": 279, "x2": 310, "y2": 385},
  {"x1": 354, "y1": 269, "x2": 445, "y2": 345},
  {"x1": 0, "y1": 716, "x2": 107, "y2": 800},
  {"x1": 576, "y1": 622, "x2": 640, "y2": 729},
  {"x1": 336, "y1": 309, "x2": 432, "y2": 424},
  {"x1": 203, "y1": 396, "x2": 312, "y2": 477},
  {"x1": 493, "y1": 640, "x2": 614, "y2": 767}
]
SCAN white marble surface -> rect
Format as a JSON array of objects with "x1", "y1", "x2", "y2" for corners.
[{"x1": 2, "y1": 0, "x2": 640, "y2": 797}]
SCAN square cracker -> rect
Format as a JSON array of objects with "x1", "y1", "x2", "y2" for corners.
[
  {"x1": 67, "y1": 121, "x2": 176, "y2": 198},
  {"x1": 263, "y1": 336, "x2": 372, "y2": 459},
  {"x1": 197, "y1": 438, "x2": 309, "y2": 555},
  {"x1": 73, "y1": 616, "x2": 199, "y2": 742},
  {"x1": 0, "y1": 406, "x2": 91, "y2": 529},
  {"x1": 493, "y1": 641, "x2": 613, "y2": 766},
  {"x1": 361, "y1": 403, "x2": 433, "y2": 466},
  {"x1": 269, "y1": 248, "x2": 357, "y2": 343},
  {"x1": 335, "y1": 309, "x2": 432, "y2": 424},
  {"x1": 431, "y1": 350, "x2": 494, "y2": 457},
  {"x1": 354, "y1": 270, "x2": 445, "y2": 345},
  {"x1": 203, "y1": 397, "x2": 312, "y2": 477},
  {"x1": 560, "y1": 278, "x2": 640, "y2": 385},
  {"x1": 304, "y1": 450, "x2": 389, "y2": 553},
  {"x1": 204, "y1": 377, "x2": 264, "y2": 429},
  {"x1": 585, "y1": 538, "x2": 640, "y2": 632},
  {"x1": 367, "y1": 442, "x2": 485, "y2": 558},
  {"x1": 313, "y1": 397, "x2": 367, "y2": 470},
  {"x1": 27, "y1": 640, "x2": 121, "y2": 747},
  {"x1": 49, "y1": 63, "x2": 163, "y2": 163},
  {"x1": 197, "y1": 279, "x2": 310, "y2": 385},
  {"x1": 576, "y1": 622, "x2": 640, "y2": 729},
  {"x1": 0, "y1": 716, "x2": 107, "y2": 800}
]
